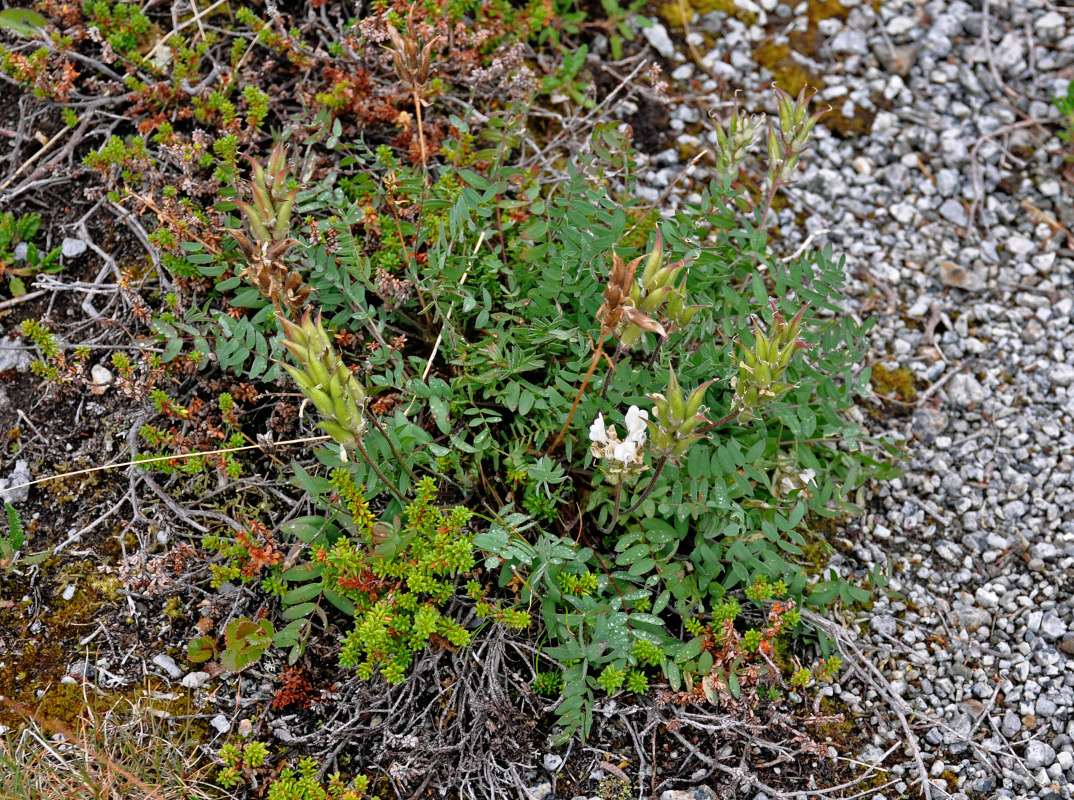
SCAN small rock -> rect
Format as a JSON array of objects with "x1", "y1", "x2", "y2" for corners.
[
  {"x1": 938, "y1": 199, "x2": 969, "y2": 227},
  {"x1": 238, "y1": 718, "x2": 254, "y2": 738},
  {"x1": 1001, "y1": 710, "x2": 1021, "y2": 738},
  {"x1": 90, "y1": 364, "x2": 113, "y2": 395},
  {"x1": 858, "y1": 744, "x2": 887, "y2": 765},
  {"x1": 831, "y1": 30, "x2": 868, "y2": 55},
  {"x1": 642, "y1": 23, "x2": 675, "y2": 59},
  {"x1": 181, "y1": 671, "x2": 211, "y2": 689},
  {"x1": 210, "y1": 714, "x2": 230, "y2": 735},
  {"x1": 912, "y1": 407, "x2": 949, "y2": 443},
  {"x1": 1025, "y1": 740, "x2": 1056, "y2": 770},
  {"x1": 1049, "y1": 363, "x2": 1074, "y2": 387},
  {"x1": 886, "y1": 16, "x2": 916, "y2": 36},
  {"x1": 1039, "y1": 613, "x2": 1067, "y2": 641},
  {"x1": 954, "y1": 605, "x2": 991, "y2": 633},
  {"x1": 91, "y1": 364, "x2": 113, "y2": 386},
  {"x1": 993, "y1": 31, "x2": 1025, "y2": 71},
  {"x1": 1057, "y1": 750, "x2": 1074, "y2": 771},
  {"x1": 0, "y1": 336, "x2": 35, "y2": 374},
  {"x1": 61, "y1": 584, "x2": 76, "y2": 602},
  {"x1": 1034, "y1": 11, "x2": 1066, "y2": 40},
  {"x1": 0, "y1": 461, "x2": 32, "y2": 505},
  {"x1": 935, "y1": 169, "x2": 959, "y2": 197},
  {"x1": 67, "y1": 661, "x2": 95, "y2": 682},
  {"x1": 543, "y1": 753, "x2": 564, "y2": 773},
  {"x1": 947, "y1": 373, "x2": 987, "y2": 407},
  {"x1": 660, "y1": 789, "x2": 718, "y2": 800},
  {"x1": 870, "y1": 614, "x2": 898, "y2": 637},
  {"x1": 13, "y1": 242, "x2": 29, "y2": 263},
  {"x1": 1058, "y1": 636, "x2": 1074, "y2": 655},
  {"x1": 876, "y1": 44, "x2": 918, "y2": 76},
  {"x1": 1006, "y1": 235, "x2": 1035, "y2": 257},
  {"x1": 1035, "y1": 695, "x2": 1058, "y2": 718},
  {"x1": 152, "y1": 654, "x2": 184, "y2": 679},
  {"x1": 61, "y1": 238, "x2": 88, "y2": 259}
]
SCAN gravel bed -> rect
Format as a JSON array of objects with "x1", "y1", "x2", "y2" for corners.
[{"x1": 622, "y1": 0, "x2": 1074, "y2": 797}]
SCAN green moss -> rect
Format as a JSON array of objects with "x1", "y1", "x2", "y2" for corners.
[
  {"x1": 870, "y1": 364, "x2": 918, "y2": 402},
  {"x1": 752, "y1": 42, "x2": 824, "y2": 97},
  {"x1": 0, "y1": 562, "x2": 116, "y2": 728},
  {"x1": 658, "y1": 0, "x2": 752, "y2": 28},
  {"x1": 824, "y1": 103, "x2": 878, "y2": 139}
]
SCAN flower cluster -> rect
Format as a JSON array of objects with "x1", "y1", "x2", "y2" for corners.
[
  {"x1": 278, "y1": 312, "x2": 367, "y2": 452},
  {"x1": 732, "y1": 300, "x2": 812, "y2": 421},
  {"x1": 648, "y1": 367, "x2": 712, "y2": 464},
  {"x1": 592, "y1": 405, "x2": 648, "y2": 481},
  {"x1": 231, "y1": 142, "x2": 309, "y2": 316},
  {"x1": 596, "y1": 233, "x2": 699, "y2": 350}
]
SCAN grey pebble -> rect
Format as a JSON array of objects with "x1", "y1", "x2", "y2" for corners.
[
  {"x1": 61, "y1": 237, "x2": 87, "y2": 258},
  {"x1": 1024, "y1": 740, "x2": 1056, "y2": 770},
  {"x1": 152, "y1": 654, "x2": 184, "y2": 679}
]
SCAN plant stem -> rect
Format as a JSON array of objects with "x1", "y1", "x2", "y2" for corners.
[
  {"x1": 599, "y1": 343, "x2": 624, "y2": 400},
  {"x1": 596, "y1": 481, "x2": 623, "y2": 535},
  {"x1": 622, "y1": 455, "x2": 667, "y2": 515},
  {"x1": 354, "y1": 438, "x2": 408, "y2": 504},
  {"x1": 548, "y1": 331, "x2": 605, "y2": 454},
  {"x1": 413, "y1": 88, "x2": 427, "y2": 168},
  {"x1": 364, "y1": 409, "x2": 420, "y2": 485}
]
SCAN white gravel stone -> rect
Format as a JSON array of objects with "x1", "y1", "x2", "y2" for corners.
[
  {"x1": 946, "y1": 373, "x2": 986, "y2": 407},
  {"x1": 1049, "y1": 363, "x2": 1074, "y2": 387},
  {"x1": 61, "y1": 237, "x2": 87, "y2": 258},
  {"x1": 1025, "y1": 740, "x2": 1056, "y2": 770},
  {"x1": 938, "y1": 198, "x2": 968, "y2": 226},
  {"x1": 0, "y1": 461, "x2": 32, "y2": 504},
  {"x1": 642, "y1": 23, "x2": 676, "y2": 58},
  {"x1": 830, "y1": 30, "x2": 868, "y2": 55},
  {"x1": 181, "y1": 671, "x2": 211, "y2": 689},
  {"x1": 210, "y1": 714, "x2": 231, "y2": 734},
  {"x1": 152, "y1": 654, "x2": 184, "y2": 679}
]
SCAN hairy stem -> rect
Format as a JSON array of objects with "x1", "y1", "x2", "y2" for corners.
[
  {"x1": 364, "y1": 409, "x2": 420, "y2": 485},
  {"x1": 413, "y1": 88, "x2": 427, "y2": 168},
  {"x1": 596, "y1": 481, "x2": 623, "y2": 535},
  {"x1": 548, "y1": 331, "x2": 606, "y2": 454},
  {"x1": 622, "y1": 455, "x2": 667, "y2": 515},
  {"x1": 354, "y1": 438, "x2": 408, "y2": 504}
]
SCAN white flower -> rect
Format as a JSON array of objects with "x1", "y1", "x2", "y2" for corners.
[
  {"x1": 590, "y1": 408, "x2": 648, "y2": 467},
  {"x1": 624, "y1": 405, "x2": 649, "y2": 444},
  {"x1": 589, "y1": 414, "x2": 609, "y2": 445},
  {"x1": 779, "y1": 468, "x2": 817, "y2": 495},
  {"x1": 612, "y1": 438, "x2": 642, "y2": 465}
]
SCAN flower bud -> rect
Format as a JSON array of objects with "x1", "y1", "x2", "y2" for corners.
[{"x1": 646, "y1": 366, "x2": 710, "y2": 464}]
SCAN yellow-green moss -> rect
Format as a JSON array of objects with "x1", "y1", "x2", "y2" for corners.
[
  {"x1": 752, "y1": 42, "x2": 824, "y2": 97},
  {"x1": 658, "y1": 0, "x2": 751, "y2": 28},
  {"x1": 870, "y1": 364, "x2": 918, "y2": 402}
]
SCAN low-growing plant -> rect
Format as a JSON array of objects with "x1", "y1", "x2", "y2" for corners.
[
  {"x1": 292, "y1": 471, "x2": 528, "y2": 683},
  {"x1": 218, "y1": 753, "x2": 372, "y2": 800},
  {"x1": 158, "y1": 82, "x2": 892, "y2": 743},
  {"x1": 19, "y1": 319, "x2": 88, "y2": 384},
  {"x1": 0, "y1": 211, "x2": 63, "y2": 296},
  {"x1": 1053, "y1": 78, "x2": 1074, "y2": 144},
  {"x1": 188, "y1": 616, "x2": 274, "y2": 673}
]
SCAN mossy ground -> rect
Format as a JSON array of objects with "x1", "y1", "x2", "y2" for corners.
[{"x1": 655, "y1": 0, "x2": 881, "y2": 137}]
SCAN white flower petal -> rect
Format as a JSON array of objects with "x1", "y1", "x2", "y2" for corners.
[
  {"x1": 612, "y1": 440, "x2": 640, "y2": 464},
  {"x1": 624, "y1": 408, "x2": 649, "y2": 448},
  {"x1": 624, "y1": 405, "x2": 649, "y2": 439},
  {"x1": 799, "y1": 468, "x2": 816, "y2": 485},
  {"x1": 589, "y1": 414, "x2": 609, "y2": 444}
]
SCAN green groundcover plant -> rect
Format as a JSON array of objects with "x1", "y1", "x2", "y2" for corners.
[{"x1": 35, "y1": 1, "x2": 899, "y2": 746}]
